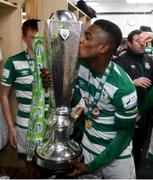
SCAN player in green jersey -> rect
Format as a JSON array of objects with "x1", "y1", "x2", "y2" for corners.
[{"x1": 41, "y1": 19, "x2": 138, "y2": 179}]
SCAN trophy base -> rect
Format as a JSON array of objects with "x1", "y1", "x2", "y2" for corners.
[
  {"x1": 34, "y1": 151, "x2": 78, "y2": 174},
  {"x1": 34, "y1": 140, "x2": 82, "y2": 173}
]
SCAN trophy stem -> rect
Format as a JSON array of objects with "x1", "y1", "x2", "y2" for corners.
[{"x1": 50, "y1": 107, "x2": 72, "y2": 143}]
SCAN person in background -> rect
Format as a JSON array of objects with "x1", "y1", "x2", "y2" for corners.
[
  {"x1": 116, "y1": 38, "x2": 128, "y2": 56},
  {"x1": 140, "y1": 26, "x2": 153, "y2": 56},
  {"x1": 138, "y1": 87, "x2": 153, "y2": 162},
  {"x1": 138, "y1": 31, "x2": 153, "y2": 162},
  {"x1": 112, "y1": 38, "x2": 127, "y2": 59},
  {"x1": 42, "y1": 19, "x2": 138, "y2": 179},
  {"x1": 0, "y1": 19, "x2": 49, "y2": 179},
  {"x1": 114, "y1": 30, "x2": 153, "y2": 173}
]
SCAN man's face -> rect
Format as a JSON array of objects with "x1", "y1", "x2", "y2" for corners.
[
  {"x1": 22, "y1": 28, "x2": 37, "y2": 50},
  {"x1": 128, "y1": 34, "x2": 146, "y2": 55},
  {"x1": 79, "y1": 24, "x2": 107, "y2": 60}
]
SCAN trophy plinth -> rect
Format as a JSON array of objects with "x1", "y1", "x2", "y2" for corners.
[
  {"x1": 34, "y1": 10, "x2": 83, "y2": 173},
  {"x1": 34, "y1": 107, "x2": 82, "y2": 172}
]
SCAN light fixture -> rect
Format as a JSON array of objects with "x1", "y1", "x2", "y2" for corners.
[
  {"x1": 84, "y1": 0, "x2": 98, "y2": 2},
  {"x1": 127, "y1": 0, "x2": 153, "y2": 3},
  {"x1": 85, "y1": 0, "x2": 98, "y2": 6},
  {"x1": 86, "y1": 2, "x2": 98, "y2": 6}
]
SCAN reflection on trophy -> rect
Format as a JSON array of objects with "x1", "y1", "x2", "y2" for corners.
[{"x1": 34, "y1": 10, "x2": 83, "y2": 174}]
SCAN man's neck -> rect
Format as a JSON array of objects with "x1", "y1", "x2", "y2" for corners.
[
  {"x1": 28, "y1": 49, "x2": 34, "y2": 59},
  {"x1": 90, "y1": 57, "x2": 110, "y2": 73}
]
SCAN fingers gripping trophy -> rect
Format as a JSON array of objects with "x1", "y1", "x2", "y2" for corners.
[{"x1": 34, "y1": 11, "x2": 83, "y2": 173}]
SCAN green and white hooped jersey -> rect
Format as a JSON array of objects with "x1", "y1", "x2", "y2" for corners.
[
  {"x1": 2, "y1": 51, "x2": 35, "y2": 129},
  {"x1": 76, "y1": 60, "x2": 137, "y2": 163}
]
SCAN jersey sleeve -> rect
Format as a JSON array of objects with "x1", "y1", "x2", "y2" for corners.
[
  {"x1": 88, "y1": 81, "x2": 137, "y2": 173},
  {"x1": 1, "y1": 57, "x2": 15, "y2": 86}
]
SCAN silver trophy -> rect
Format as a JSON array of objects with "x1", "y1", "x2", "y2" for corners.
[{"x1": 34, "y1": 10, "x2": 83, "y2": 173}]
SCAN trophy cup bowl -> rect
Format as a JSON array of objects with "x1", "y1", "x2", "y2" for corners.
[{"x1": 34, "y1": 10, "x2": 83, "y2": 174}]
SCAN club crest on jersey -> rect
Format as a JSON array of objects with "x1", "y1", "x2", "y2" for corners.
[
  {"x1": 145, "y1": 62, "x2": 150, "y2": 70},
  {"x1": 131, "y1": 65, "x2": 136, "y2": 69},
  {"x1": 21, "y1": 70, "x2": 29, "y2": 76},
  {"x1": 101, "y1": 88, "x2": 110, "y2": 104}
]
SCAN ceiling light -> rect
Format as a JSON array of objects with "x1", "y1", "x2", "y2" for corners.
[
  {"x1": 85, "y1": 0, "x2": 98, "y2": 5},
  {"x1": 127, "y1": 0, "x2": 153, "y2": 3},
  {"x1": 86, "y1": 2, "x2": 98, "y2": 6}
]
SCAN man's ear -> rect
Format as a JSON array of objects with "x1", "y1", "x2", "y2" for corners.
[
  {"x1": 127, "y1": 41, "x2": 131, "y2": 48},
  {"x1": 22, "y1": 35, "x2": 26, "y2": 43},
  {"x1": 98, "y1": 43, "x2": 110, "y2": 54}
]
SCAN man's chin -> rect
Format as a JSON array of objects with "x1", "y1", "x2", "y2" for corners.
[{"x1": 140, "y1": 51, "x2": 145, "y2": 54}]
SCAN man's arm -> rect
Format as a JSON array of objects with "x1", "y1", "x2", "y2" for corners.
[
  {"x1": 139, "y1": 32, "x2": 153, "y2": 44},
  {"x1": 69, "y1": 120, "x2": 135, "y2": 176},
  {"x1": 1, "y1": 85, "x2": 16, "y2": 148},
  {"x1": 87, "y1": 81, "x2": 137, "y2": 172},
  {"x1": 133, "y1": 77, "x2": 151, "y2": 88},
  {"x1": 68, "y1": 78, "x2": 137, "y2": 177},
  {"x1": 68, "y1": 91, "x2": 137, "y2": 176},
  {"x1": 88, "y1": 111, "x2": 136, "y2": 173},
  {"x1": 115, "y1": 58, "x2": 152, "y2": 89}
]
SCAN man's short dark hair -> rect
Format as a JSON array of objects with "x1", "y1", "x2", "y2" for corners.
[
  {"x1": 140, "y1": 25, "x2": 152, "y2": 32},
  {"x1": 22, "y1": 19, "x2": 40, "y2": 36},
  {"x1": 94, "y1": 19, "x2": 122, "y2": 54},
  {"x1": 127, "y1": 30, "x2": 142, "y2": 43}
]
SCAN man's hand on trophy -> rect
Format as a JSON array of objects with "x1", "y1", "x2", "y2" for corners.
[
  {"x1": 66, "y1": 159, "x2": 88, "y2": 177},
  {"x1": 71, "y1": 107, "x2": 84, "y2": 120},
  {"x1": 40, "y1": 68, "x2": 52, "y2": 90}
]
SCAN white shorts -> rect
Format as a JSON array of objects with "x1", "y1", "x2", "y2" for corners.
[
  {"x1": 79, "y1": 157, "x2": 136, "y2": 179},
  {"x1": 16, "y1": 126, "x2": 27, "y2": 155}
]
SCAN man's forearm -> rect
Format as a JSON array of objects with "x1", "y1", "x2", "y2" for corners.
[{"x1": 139, "y1": 32, "x2": 153, "y2": 44}]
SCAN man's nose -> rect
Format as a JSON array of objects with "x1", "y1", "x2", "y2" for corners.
[
  {"x1": 80, "y1": 37, "x2": 84, "y2": 44},
  {"x1": 140, "y1": 43, "x2": 146, "y2": 48},
  {"x1": 139, "y1": 41, "x2": 146, "y2": 46}
]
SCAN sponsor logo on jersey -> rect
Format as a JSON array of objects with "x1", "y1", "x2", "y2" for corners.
[{"x1": 122, "y1": 91, "x2": 137, "y2": 109}]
